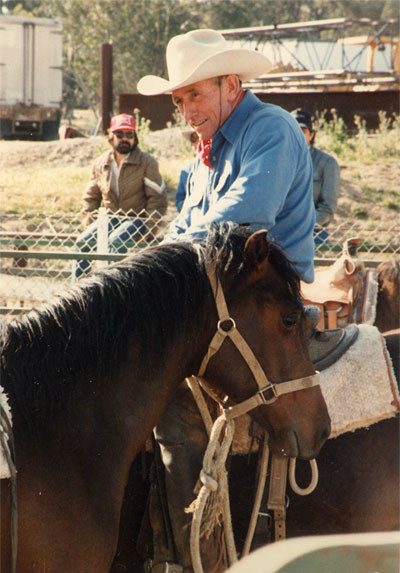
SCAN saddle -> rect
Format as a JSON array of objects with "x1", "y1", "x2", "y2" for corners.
[{"x1": 301, "y1": 238, "x2": 378, "y2": 330}]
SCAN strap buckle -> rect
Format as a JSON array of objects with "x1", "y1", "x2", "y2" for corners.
[{"x1": 258, "y1": 383, "x2": 278, "y2": 405}]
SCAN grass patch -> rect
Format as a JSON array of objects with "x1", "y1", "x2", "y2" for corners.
[
  {"x1": 2, "y1": 166, "x2": 88, "y2": 213},
  {"x1": 351, "y1": 207, "x2": 369, "y2": 219}
]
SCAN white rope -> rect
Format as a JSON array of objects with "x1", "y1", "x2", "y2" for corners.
[
  {"x1": 185, "y1": 377, "x2": 214, "y2": 436},
  {"x1": 188, "y1": 414, "x2": 238, "y2": 573},
  {"x1": 241, "y1": 437, "x2": 270, "y2": 556},
  {"x1": 289, "y1": 458, "x2": 319, "y2": 495}
]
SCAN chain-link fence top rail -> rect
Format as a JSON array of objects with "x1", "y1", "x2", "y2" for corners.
[{"x1": 1, "y1": 211, "x2": 399, "y2": 318}]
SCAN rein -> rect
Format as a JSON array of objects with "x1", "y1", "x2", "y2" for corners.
[{"x1": 198, "y1": 261, "x2": 320, "y2": 417}]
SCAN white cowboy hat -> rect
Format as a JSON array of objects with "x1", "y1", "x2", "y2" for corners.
[{"x1": 137, "y1": 29, "x2": 272, "y2": 96}]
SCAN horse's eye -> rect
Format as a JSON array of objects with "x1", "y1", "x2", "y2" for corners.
[{"x1": 282, "y1": 313, "x2": 298, "y2": 329}]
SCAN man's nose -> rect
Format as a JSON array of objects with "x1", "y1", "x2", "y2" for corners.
[{"x1": 181, "y1": 102, "x2": 197, "y2": 122}]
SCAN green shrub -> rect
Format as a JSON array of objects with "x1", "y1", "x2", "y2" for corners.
[{"x1": 314, "y1": 110, "x2": 400, "y2": 162}]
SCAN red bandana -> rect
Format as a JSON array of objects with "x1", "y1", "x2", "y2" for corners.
[
  {"x1": 197, "y1": 90, "x2": 246, "y2": 169},
  {"x1": 198, "y1": 138, "x2": 213, "y2": 169}
]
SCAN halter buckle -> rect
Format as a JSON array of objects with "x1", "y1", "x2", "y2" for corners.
[{"x1": 258, "y1": 383, "x2": 278, "y2": 405}]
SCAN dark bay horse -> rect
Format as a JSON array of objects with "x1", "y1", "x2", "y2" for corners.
[{"x1": 0, "y1": 223, "x2": 330, "y2": 573}]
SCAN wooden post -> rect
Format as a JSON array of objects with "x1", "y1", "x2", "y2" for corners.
[{"x1": 100, "y1": 42, "x2": 113, "y2": 134}]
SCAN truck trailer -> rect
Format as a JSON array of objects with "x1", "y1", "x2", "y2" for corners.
[{"x1": 0, "y1": 15, "x2": 62, "y2": 140}]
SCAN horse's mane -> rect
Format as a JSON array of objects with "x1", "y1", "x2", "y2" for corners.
[{"x1": 0, "y1": 223, "x2": 300, "y2": 428}]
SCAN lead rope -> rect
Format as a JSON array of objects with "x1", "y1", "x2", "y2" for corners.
[{"x1": 186, "y1": 412, "x2": 237, "y2": 573}]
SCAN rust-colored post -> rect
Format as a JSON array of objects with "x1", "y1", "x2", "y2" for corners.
[{"x1": 101, "y1": 42, "x2": 113, "y2": 134}]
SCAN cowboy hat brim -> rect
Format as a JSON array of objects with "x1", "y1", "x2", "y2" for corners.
[{"x1": 137, "y1": 49, "x2": 272, "y2": 96}]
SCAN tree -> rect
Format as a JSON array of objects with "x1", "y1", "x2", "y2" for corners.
[{"x1": 5, "y1": 0, "x2": 396, "y2": 112}]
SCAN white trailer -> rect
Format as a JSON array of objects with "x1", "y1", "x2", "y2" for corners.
[{"x1": 0, "y1": 15, "x2": 62, "y2": 139}]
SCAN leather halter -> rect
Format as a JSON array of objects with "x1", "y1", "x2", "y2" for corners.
[{"x1": 198, "y1": 262, "x2": 320, "y2": 420}]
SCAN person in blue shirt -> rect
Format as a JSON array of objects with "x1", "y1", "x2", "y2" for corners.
[
  {"x1": 137, "y1": 29, "x2": 357, "y2": 573},
  {"x1": 291, "y1": 108, "x2": 340, "y2": 245}
]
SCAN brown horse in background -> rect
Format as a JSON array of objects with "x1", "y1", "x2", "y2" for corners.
[
  {"x1": 0, "y1": 223, "x2": 330, "y2": 573},
  {"x1": 375, "y1": 260, "x2": 400, "y2": 332}
]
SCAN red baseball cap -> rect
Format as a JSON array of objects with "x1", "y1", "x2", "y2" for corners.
[{"x1": 110, "y1": 113, "x2": 136, "y2": 132}]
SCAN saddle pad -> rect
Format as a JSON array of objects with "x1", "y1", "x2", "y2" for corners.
[
  {"x1": 230, "y1": 324, "x2": 398, "y2": 453},
  {"x1": 0, "y1": 385, "x2": 12, "y2": 479},
  {"x1": 320, "y1": 324, "x2": 399, "y2": 438}
]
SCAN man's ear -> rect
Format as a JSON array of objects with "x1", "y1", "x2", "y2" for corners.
[
  {"x1": 225, "y1": 74, "x2": 241, "y2": 102},
  {"x1": 244, "y1": 230, "x2": 269, "y2": 269}
]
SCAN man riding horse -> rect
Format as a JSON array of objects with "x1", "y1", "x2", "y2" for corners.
[{"x1": 137, "y1": 28, "x2": 357, "y2": 572}]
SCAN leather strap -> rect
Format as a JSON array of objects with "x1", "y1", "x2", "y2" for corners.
[
  {"x1": 267, "y1": 455, "x2": 289, "y2": 541},
  {"x1": 223, "y1": 374, "x2": 320, "y2": 420},
  {"x1": 198, "y1": 261, "x2": 320, "y2": 419}
]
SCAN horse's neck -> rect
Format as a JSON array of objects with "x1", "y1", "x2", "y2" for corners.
[{"x1": 92, "y1": 314, "x2": 216, "y2": 463}]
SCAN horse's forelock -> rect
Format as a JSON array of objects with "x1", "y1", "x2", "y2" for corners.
[{"x1": 203, "y1": 223, "x2": 301, "y2": 303}]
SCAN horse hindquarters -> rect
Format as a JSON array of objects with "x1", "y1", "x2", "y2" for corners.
[{"x1": 286, "y1": 416, "x2": 400, "y2": 537}]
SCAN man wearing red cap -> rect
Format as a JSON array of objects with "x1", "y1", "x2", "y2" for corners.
[{"x1": 74, "y1": 113, "x2": 167, "y2": 278}]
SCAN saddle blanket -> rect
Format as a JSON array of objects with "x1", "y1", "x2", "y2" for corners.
[
  {"x1": 0, "y1": 385, "x2": 12, "y2": 479},
  {"x1": 232, "y1": 324, "x2": 399, "y2": 452},
  {"x1": 320, "y1": 324, "x2": 399, "y2": 438}
]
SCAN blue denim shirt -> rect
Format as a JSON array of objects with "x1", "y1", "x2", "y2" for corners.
[{"x1": 167, "y1": 91, "x2": 315, "y2": 282}]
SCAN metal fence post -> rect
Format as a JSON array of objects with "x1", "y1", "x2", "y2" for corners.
[{"x1": 96, "y1": 207, "x2": 109, "y2": 269}]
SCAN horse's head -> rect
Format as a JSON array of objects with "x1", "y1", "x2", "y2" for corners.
[{"x1": 200, "y1": 226, "x2": 331, "y2": 460}]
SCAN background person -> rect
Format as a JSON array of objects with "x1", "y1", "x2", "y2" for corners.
[
  {"x1": 175, "y1": 128, "x2": 199, "y2": 212},
  {"x1": 73, "y1": 113, "x2": 167, "y2": 278},
  {"x1": 137, "y1": 29, "x2": 356, "y2": 573},
  {"x1": 291, "y1": 108, "x2": 340, "y2": 244}
]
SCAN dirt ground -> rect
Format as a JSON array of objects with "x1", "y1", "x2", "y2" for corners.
[
  {"x1": 1, "y1": 132, "x2": 399, "y2": 226},
  {"x1": 0, "y1": 133, "x2": 398, "y2": 318}
]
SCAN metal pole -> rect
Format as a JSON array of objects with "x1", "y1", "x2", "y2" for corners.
[
  {"x1": 100, "y1": 42, "x2": 113, "y2": 134},
  {"x1": 96, "y1": 207, "x2": 109, "y2": 270}
]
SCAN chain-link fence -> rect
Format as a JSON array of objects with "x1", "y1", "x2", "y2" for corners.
[{"x1": 1, "y1": 210, "x2": 399, "y2": 318}]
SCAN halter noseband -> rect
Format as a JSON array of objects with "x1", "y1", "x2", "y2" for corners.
[{"x1": 198, "y1": 262, "x2": 320, "y2": 419}]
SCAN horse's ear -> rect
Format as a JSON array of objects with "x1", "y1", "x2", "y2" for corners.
[{"x1": 244, "y1": 230, "x2": 269, "y2": 269}]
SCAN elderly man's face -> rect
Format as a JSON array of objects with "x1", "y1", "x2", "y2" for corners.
[{"x1": 172, "y1": 76, "x2": 239, "y2": 140}]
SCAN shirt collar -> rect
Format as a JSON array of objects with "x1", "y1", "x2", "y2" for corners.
[{"x1": 218, "y1": 91, "x2": 260, "y2": 145}]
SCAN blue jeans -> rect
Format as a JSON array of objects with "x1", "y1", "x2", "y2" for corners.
[
  {"x1": 314, "y1": 228, "x2": 329, "y2": 246},
  {"x1": 73, "y1": 216, "x2": 146, "y2": 278}
]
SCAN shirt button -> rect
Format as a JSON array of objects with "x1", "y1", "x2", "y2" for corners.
[{"x1": 212, "y1": 156, "x2": 216, "y2": 161}]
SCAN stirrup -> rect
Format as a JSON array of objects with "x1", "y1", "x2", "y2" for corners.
[{"x1": 310, "y1": 324, "x2": 360, "y2": 371}]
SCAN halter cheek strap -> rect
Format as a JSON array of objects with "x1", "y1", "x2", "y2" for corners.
[{"x1": 198, "y1": 262, "x2": 320, "y2": 419}]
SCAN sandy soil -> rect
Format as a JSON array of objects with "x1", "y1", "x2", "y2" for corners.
[{"x1": 1, "y1": 132, "x2": 398, "y2": 226}]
